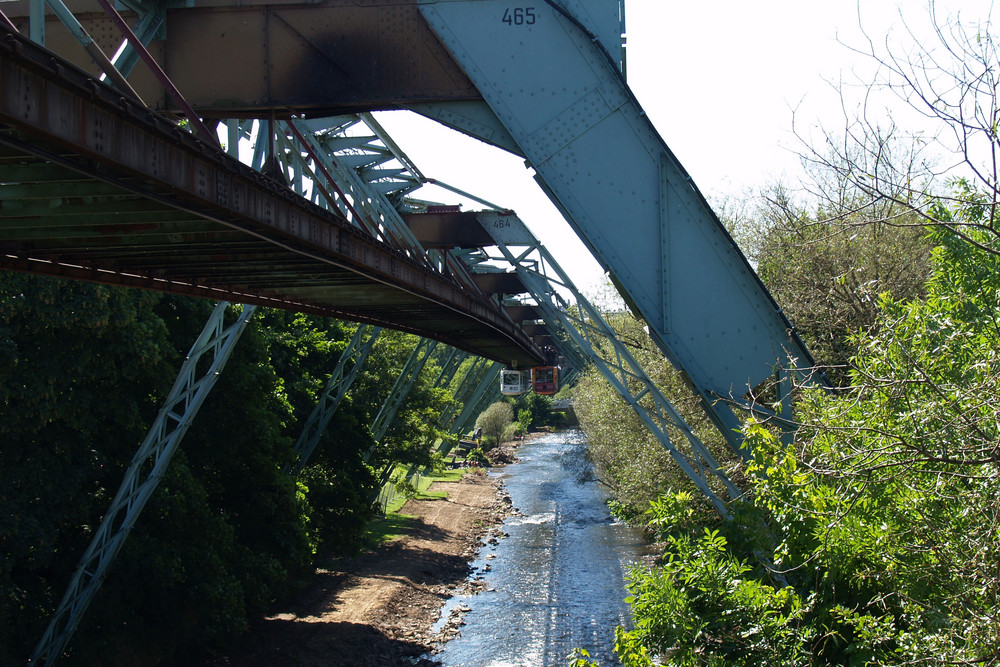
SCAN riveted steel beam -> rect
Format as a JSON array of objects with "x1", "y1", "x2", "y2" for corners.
[
  {"x1": 0, "y1": 24, "x2": 543, "y2": 366},
  {"x1": 403, "y1": 210, "x2": 494, "y2": 248},
  {"x1": 291, "y1": 324, "x2": 383, "y2": 474},
  {"x1": 31, "y1": 302, "x2": 256, "y2": 666},
  {"x1": 2, "y1": 0, "x2": 480, "y2": 117}
]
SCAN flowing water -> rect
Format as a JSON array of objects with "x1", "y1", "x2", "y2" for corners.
[{"x1": 430, "y1": 430, "x2": 648, "y2": 667}]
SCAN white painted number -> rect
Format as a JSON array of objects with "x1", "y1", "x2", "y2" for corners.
[{"x1": 502, "y1": 7, "x2": 536, "y2": 26}]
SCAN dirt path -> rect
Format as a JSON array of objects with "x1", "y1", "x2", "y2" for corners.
[{"x1": 211, "y1": 471, "x2": 511, "y2": 666}]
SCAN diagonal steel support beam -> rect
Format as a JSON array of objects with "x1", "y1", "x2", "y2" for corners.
[
  {"x1": 466, "y1": 210, "x2": 740, "y2": 516},
  {"x1": 416, "y1": 0, "x2": 821, "y2": 444},
  {"x1": 436, "y1": 356, "x2": 488, "y2": 430},
  {"x1": 369, "y1": 337, "x2": 439, "y2": 446},
  {"x1": 291, "y1": 324, "x2": 382, "y2": 475},
  {"x1": 451, "y1": 361, "x2": 503, "y2": 437},
  {"x1": 432, "y1": 347, "x2": 469, "y2": 392},
  {"x1": 31, "y1": 301, "x2": 256, "y2": 666},
  {"x1": 110, "y1": 6, "x2": 165, "y2": 79},
  {"x1": 40, "y1": 0, "x2": 142, "y2": 101}
]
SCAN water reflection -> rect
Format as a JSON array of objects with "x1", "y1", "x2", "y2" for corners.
[{"x1": 431, "y1": 430, "x2": 647, "y2": 666}]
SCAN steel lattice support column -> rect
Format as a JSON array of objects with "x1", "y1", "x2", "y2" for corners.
[
  {"x1": 451, "y1": 362, "x2": 503, "y2": 437},
  {"x1": 463, "y1": 210, "x2": 741, "y2": 516},
  {"x1": 291, "y1": 324, "x2": 383, "y2": 474},
  {"x1": 364, "y1": 335, "x2": 440, "y2": 493},
  {"x1": 437, "y1": 356, "x2": 489, "y2": 430},
  {"x1": 369, "y1": 337, "x2": 440, "y2": 447},
  {"x1": 432, "y1": 347, "x2": 469, "y2": 393},
  {"x1": 31, "y1": 302, "x2": 257, "y2": 666},
  {"x1": 369, "y1": 344, "x2": 469, "y2": 505},
  {"x1": 416, "y1": 0, "x2": 818, "y2": 447}
]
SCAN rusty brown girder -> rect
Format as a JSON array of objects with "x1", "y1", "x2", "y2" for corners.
[
  {"x1": 0, "y1": 24, "x2": 543, "y2": 366},
  {"x1": 1, "y1": 0, "x2": 479, "y2": 118}
]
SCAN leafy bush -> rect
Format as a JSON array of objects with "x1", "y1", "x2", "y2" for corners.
[
  {"x1": 608, "y1": 189, "x2": 1000, "y2": 665},
  {"x1": 476, "y1": 401, "x2": 514, "y2": 449},
  {"x1": 466, "y1": 447, "x2": 490, "y2": 467},
  {"x1": 517, "y1": 408, "x2": 532, "y2": 432}
]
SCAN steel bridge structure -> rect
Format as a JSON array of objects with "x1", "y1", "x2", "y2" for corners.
[{"x1": 0, "y1": 0, "x2": 821, "y2": 663}]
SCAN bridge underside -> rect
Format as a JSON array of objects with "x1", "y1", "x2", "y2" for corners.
[{"x1": 0, "y1": 25, "x2": 542, "y2": 367}]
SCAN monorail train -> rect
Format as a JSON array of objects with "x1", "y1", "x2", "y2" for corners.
[
  {"x1": 500, "y1": 369, "x2": 528, "y2": 395},
  {"x1": 531, "y1": 365, "x2": 559, "y2": 395}
]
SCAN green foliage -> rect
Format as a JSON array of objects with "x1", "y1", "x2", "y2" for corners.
[
  {"x1": 517, "y1": 408, "x2": 532, "y2": 432},
  {"x1": 466, "y1": 447, "x2": 490, "y2": 467},
  {"x1": 0, "y1": 276, "x2": 456, "y2": 663},
  {"x1": 644, "y1": 490, "x2": 696, "y2": 541},
  {"x1": 620, "y1": 529, "x2": 813, "y2": 666},
  {"x1": 750, "y1": 188, "x2": 931, "y2": 386},
  {"x1": 0, "y1": 275, "x2": 173, "y2": 663},
  {"x1": 607, "y1": 184, "x2": 1000, "y2": 665},
  {"x1": 567, "y1": 647, "x2": 602, "y2": 666},
  {"x1": 352, "y1": 330, "x2": 450, "y2": 471},
  {"x1": 572, "y1": 312, "x2": 728, "y2": 523},
  {"x1": 507, "y1": 390, "x2": 555, "y2": 428},
  {"x1": 476, "y1": 401, "x2": 514, "y2": 449}
]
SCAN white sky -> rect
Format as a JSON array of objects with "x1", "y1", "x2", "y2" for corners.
[{"x1": 374, "y1": 0, "x2": 993, "y2": 291}]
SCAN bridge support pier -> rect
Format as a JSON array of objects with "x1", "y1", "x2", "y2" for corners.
[
  {"x1": 291, "y1": 324, "x2": 383, "y2": 475},
  {"x1": 31, "y1": 302, "x2": 256, "y2": 666}
]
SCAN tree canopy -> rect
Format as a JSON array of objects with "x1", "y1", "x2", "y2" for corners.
[{"x1": 0, "y1": 276, "x2": 467, "y2": 664}]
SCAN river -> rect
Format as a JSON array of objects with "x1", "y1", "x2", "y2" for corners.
[{"x1": 429, "y1": 429, "x2": 648, "y2": 666}]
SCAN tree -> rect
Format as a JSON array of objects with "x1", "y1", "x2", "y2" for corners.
[
  {"x1": 475, "y1": 401, "x2": 513, "y2": 449},
  {"x1": 0, "y1": 277, "x2": 450, "y2": 663},
  {"x1": 599, "y1": 4, "x2": 1000, "y2": 665},
  {"x1": 0, "y1": 275, "x2": 173, "y2": 663},
  {"x1": 748, "y1": 181, "x2": 932, "y2": 386},
  {"x1": 573, "y1": 311, "x2": 729, "y2": 524},
  {"x1": 797, "y1": 1, "x2": 1000, "y2": 255}
]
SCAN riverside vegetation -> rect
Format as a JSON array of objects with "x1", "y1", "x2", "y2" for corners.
[
  {"x1": 0, "y1": 275, "x2": 567, "y2": 664},
  {"x1": 0, "y1": 284, "x2": 484, "y2": 664},
  {"x1": 572, "y1": 5, "x2": 1000, "y2": 665}
]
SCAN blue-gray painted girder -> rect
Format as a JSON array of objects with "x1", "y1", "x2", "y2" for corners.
[
  {"x1": 409, "y1": 100, "x2": 524, "y2": 155},
  {"x1": 290, "y1": 118, "x2": 451, "y2": 275},
  {"x1": 460, "y1": 379, "x2": 504, "y2": 437},
  {"x1": 306, "y1": 116, "x2": 491, "y2": 293},
  {"x1": 416, "y1": 0, "x2": 816, "y2": 422},
  {"x1": 108, "y1": 1, "x2": 166, "y2": 78},
  {"x1": 437, "y1": 356, "x2": 490, "y2": 429},
  {"x1": 469, "y1": 210, "x2": 738, "y2": 515},
  {"x1": 452, "y1": 361, "x2": 503, "y2": 437},
  {"x1": 432, "y1": 347, "x2": 469, "y2": 391},
  {"x1": 291, "y1": 324, "x2": 383, "y2": 475},
  {"x1": 369, "y1": 337, "x2": 440, "y2": 446},
  {"x1": 31, "y1": 302, "x2": 256, "y2": 666},
  {"x1": 364, "y1": 337, "x2": 440, "y2": 501},
  {"x1": 228, "y1": 115, "x2": 495, "y2": 328}
]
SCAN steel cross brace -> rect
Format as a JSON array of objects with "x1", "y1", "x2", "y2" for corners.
[
  {"x1": 231, "y1": 115, "x2": 484, "y2": 294},
  {"x1": 31, "y1": 302, "x2": 257, "y2": 666},
  {"x1": 109, "y1": 2, "x2": 166, "y2": 79},
  {"x1": 291, "y1": 324, "x2": 383, "y2": 475},
  {"x1": 276, "y1": 122, "x2": 395, "y2": 245},
  {"x1": 469, "y1": 211, "x2": 740, "y2": 516},
  {"x1": 432, "y1": 347, "x2": 469, "y2": 392},
  {"x1": 451, "y1": 361, "x2": 503, "y2": 438},
  {"x1": 300, "y1": 116, "x2": 484, "y2": 291},
  {"x1": 437, "y1": 355, "x2": 489, "y2": 430},
  {"x1": 289, "y1": 118, "x2": 430, "y2": 263},
  {"x1": 373, "y1": 346, "x2": 475, "y2": 504},
  {"x1": 369, "y1": 336, "x2": 439, "y2": 448},
  {"x1": 371, "y1": 344, "x2": 467, "y2": 486}
]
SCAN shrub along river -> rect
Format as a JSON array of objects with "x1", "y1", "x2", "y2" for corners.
[{"x1": 429, "y1": 429, "x2": 649, "y2": 666}]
